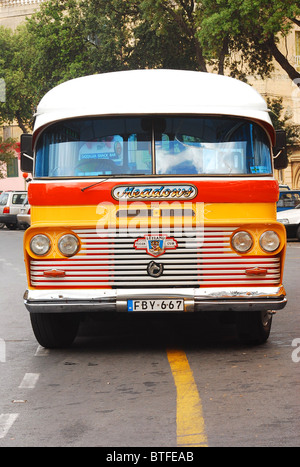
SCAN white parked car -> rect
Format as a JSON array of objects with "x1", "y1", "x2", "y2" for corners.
[
  {"x1": 277, "y1": 205, "x2": 300, "y2": 240},
  {"x1": 0, "y1": 191, "x2": 27, "y2": 230}
]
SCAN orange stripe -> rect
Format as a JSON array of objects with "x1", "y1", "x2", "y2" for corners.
[{"x1": 28, "y1": 179, "x2": 279, "y2": 206}]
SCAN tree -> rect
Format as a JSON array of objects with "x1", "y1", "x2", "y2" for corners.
[
  {"x1": 0, "y1": 26, "x2": 37, "y2": 132},
  {"x1": 267, "y1": 97, "x2": 300, "y2": 147},
  {"x1": 198, "y1": 0, "x2": 300, "y2": 86},
  {"x1": 26, "y1": 0, "x2": 199, "y2": 75},
  {"x1": 139, "y1": 0, "x2": 208, "y2": 71},
  {"x1": 79, "y1": 0, "x2": 200, "y2": 70},
  {"x1": 25, "y1": 0, "x2": 92, "y2": 92}
]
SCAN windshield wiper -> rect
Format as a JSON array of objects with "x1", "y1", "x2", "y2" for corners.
[{"x1": 81, "y1": 179, "x2": 107, "y2": 192}]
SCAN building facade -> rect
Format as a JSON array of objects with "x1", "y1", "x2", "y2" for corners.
[{"x1": 0, "y1": 0, "x2": 43, "y2": 30}]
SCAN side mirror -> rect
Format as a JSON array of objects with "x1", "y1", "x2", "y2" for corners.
[
  {"x1": 20, "y1": 134, "x2": 33, "y2": 173},
  {"x1": 273, "y1": 129, "x2": 288, "y2": 170}
]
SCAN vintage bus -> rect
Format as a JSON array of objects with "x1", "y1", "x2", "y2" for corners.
[{"x1": 20, "y1": 69, "x2": 287, "y2": 348}]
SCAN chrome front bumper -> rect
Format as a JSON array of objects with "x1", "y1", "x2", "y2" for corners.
[{"x1": 24, "y1": 286, "x2": 287, "y2": 314}]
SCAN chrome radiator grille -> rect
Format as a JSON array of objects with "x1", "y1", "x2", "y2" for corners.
[{"x1": 30, "y1": 227, "x2": 281, "y2": 287}]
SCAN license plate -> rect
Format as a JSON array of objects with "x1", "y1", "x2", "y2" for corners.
[{"x1": 127, "y1": 299, "x2": 184, "y2": 312}]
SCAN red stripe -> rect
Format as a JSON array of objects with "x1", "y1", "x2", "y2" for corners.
[{"x1": 28, "y1": 179, "x2": 279, "y2": 206}]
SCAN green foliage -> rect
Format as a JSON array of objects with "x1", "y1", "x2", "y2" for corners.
[
  {"x1": 0, "y1": 25, "x2": 37, "y2": 132},
  {"x1": 198, "y1": 0, "x2": 300, "y2": 79},
  {"x1": 267, "y1": 97, "x2": 300, "y2": 146},
  {"x1": 26, "y1": 0, "x2": 91, "y2": 87}
]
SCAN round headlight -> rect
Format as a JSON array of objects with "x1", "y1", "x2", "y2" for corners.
[
  {"x1": 58, "y1": 234, "x2": 79, "y2": 257},
  {"x1": 259, "y1": 231, "x2": 280, "y2": 252},
  {"x1": 30, "y1": 234, "x2": 51, "y2": 256},
  {"x1": 231, "y1": 231, "x2": 253, "y2": 253}
]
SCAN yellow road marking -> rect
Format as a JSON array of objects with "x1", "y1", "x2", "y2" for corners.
[{"x1": 167, "y1": 349, "x2": 208, "y2": 447}]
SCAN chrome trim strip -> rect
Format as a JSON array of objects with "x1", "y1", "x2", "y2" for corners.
[
  {"x1": 30, "y1": 268, "x2": 280, "y2": 275},
  {"x1": 24, "y1": 286, "x2": 287, "y2": 314},
  {"x1": 30, "y1": 258, "x2": 280, "y2": 265},
  {"x1": 29, "y1": 280, "x2": 279, "y2": 288},
  {"x1": 30, "y1": 265, "x2": 280, "y2": 272}
]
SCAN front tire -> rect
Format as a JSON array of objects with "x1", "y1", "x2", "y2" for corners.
[
  {"x1": 30, "y1": 313, "x2": 80, "y2": 348},
  {"x1": 236, "y1": 310, "x2": 272, "y2": 345}
]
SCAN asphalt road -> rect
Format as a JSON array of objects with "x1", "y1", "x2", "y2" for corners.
[{"x1": 0, "y1": 229, "x2": 299, "y2": 448}]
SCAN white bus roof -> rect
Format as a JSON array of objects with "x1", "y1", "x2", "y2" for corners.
[{"x1": 34, "y1": 69, "x2": 275, "y2": 142}]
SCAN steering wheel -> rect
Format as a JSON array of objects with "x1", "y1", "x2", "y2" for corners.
[{"x1": 75, "y1": 158, "x2": 119, "y2": 174}]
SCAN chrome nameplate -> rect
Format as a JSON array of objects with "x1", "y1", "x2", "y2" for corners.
[{"x1": 112, "y1": 184, "x2": 197, "y2": 200}]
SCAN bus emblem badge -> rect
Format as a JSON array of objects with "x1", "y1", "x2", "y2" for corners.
[
  {"x1": 134, "y1": 235, "x2": 177, "y2": 257},
  {"x1": 147, "y1": 261, "x2": 164, "y2": 278}
]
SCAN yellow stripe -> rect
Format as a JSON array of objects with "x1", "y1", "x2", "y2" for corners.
[
  {"x1": 31, "y1": 202, "x2": 276, "y2": 226},
  {"x1": 167, "y1": 349, "x2": 208, "y2": 447}
]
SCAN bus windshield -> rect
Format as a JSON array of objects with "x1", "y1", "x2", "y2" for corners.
[{"x1": 35, "y1": 116, "x2": 272, "y2": 177}]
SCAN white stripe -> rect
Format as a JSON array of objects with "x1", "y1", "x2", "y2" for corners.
[
  {"x1": 30, "y1": 258, "x2": 280, "y2": 266},
  {"x1": 30, "y1": 270, "x2": 280, "y2": 278},
  {"x1": 18, "y1": 373, "x2": 40, "y2": 389},
  {"x1": 29, "y1": 264, "x2": 280, "y2": 272},
  {"x1": 0, "y1": 414, "x2": 19, "y2": 439}
]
